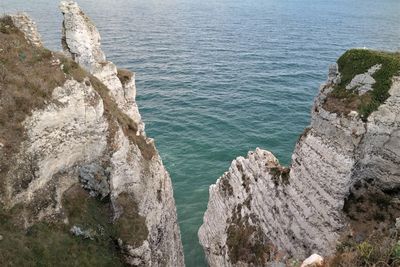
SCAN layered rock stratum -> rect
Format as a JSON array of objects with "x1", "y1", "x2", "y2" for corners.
[
  {"x1": 199, "y1": 51, "x2": 400, "y2": 266},
  {"x1": 0, "y1": 1, "x2": 184, "y2": 266}
]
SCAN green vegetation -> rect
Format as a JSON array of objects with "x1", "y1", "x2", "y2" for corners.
[
  {"x1": 62, "y1": 185, "x2": 115, "y2": 238},
  {"x1": 324, "y1": 49, "x2": 400, "y2": 120},
  {"x1": 0, "y1": 186, "x2": 125, "y2": 266},
  {"x1": 328, "y1": 237, "x2": 400, "y2": 267},
  {"x1": 269, "y1": 166, "x2": 290, "y2": 186},
  {"x1": 226, "y1": 204, "x2": 271, "y2": 265},
  {"x1": 0, "y1": 16, "x2": 149, "y2": 265},
  {"x1": 327, "y1": 183, "x2": 400, "y2": 267},
  {"x1": 114, "y1": 192, "x2": 148, "y2": 247}
]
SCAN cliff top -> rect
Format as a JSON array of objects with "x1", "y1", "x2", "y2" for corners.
[
  {"x1": 323, "y1": 49, "x2": 400, "y2": 120},
  {"x1": 0, "y1": 15, "x2": 146, "y2": 266}
]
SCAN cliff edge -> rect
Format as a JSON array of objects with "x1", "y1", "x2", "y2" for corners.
[
  {"x1": 0, "y1": 1, "x2": 184, "y2": 266},
  {"x1": 199, "y1": 50, "x2": 400, "y2": 266}
]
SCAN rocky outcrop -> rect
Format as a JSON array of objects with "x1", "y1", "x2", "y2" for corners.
[
  {"x1": 346, "y1": 64, "x2": 382, "y2": 95},
  {"x1": 60, "y1": 0, "x2": 143, "y2": 133},
  {"x1": 300, "y1": 254, "x2": 324, "y2": 267},
  {"x1": 9, "y1": 13, "x2": 42, "y2": 47},
  {"x1": 199, "y1": 59, "x2": 400, "y2": 266},
  {"x1": 1, "y1": 2, "x2": 184, "y2": 266}
]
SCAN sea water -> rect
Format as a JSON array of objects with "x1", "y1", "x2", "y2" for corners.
[{"x1": 2, "y1": 0, "x2": 399, "y2": 266}]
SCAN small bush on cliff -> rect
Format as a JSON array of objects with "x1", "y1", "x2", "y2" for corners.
[
  {"x1": 117, "y1": 68, "x2": 133, "y2": 85},
  {"x1": 325, "y1": 49, "x2": 400, "y2": 120},
  {"x1": 0, "y1": 16, "x2": 17, "y2": 34}
]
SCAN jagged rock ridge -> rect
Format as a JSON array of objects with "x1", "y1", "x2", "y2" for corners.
[
  {"x1": 199, "y1": 53, "x2": 400, "y2": 266},
  {"x1": 0, "y1": 2, "x2": 184, "y2": 266}
]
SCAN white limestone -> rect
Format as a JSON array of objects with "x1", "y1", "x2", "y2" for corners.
[
  {"x1": 60, "y1": 0, "x2": 144, "y2": 133},
  {"x1": 346, "y1": 64, "x2": 382, "y2": 95},
  {"x1": 300, "y1": 254, "x2": 324, "y2": 267},
  {"x1": 3, "y1": 7, "x2": 184, "y2": 266},
  {"x1": 10, "y1": 13, "x2": 43, "y2": 47},
  {"x1": 199, "y1": 65, "x2": 400, "y2": 266}
]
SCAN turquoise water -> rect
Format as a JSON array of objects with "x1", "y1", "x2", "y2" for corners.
[{"x1": 3, "y1": 0, "x2": 400, "y2": 266}]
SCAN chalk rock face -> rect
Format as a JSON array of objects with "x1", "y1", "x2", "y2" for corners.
[
  {"x1": 346, "y1": 64, "x2": 381, "y2": 95},
  {"x1": 199, "y1": 64, "x2": 400, "y2": 266},
  {"x1": 10, "y1": 13, "x2": 42, "y2": 47},
  {"x1": 8, "y1": 79, "x2": 108, "y2": 214},
  {"x1": 3, "y1": 6, "x2": 184, "y2": 267},
  {"x1": 355, "y1": 76, "x2": 400, "y2": 189},
  {"x1": 300, "y1": 254, "x2": 324, "y2": 267},
  {"x1": 60, "y1": 0, "x2": 143, "y2": 133}
]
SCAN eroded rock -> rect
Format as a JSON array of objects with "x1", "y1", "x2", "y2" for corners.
[
  {"x1": 346, "y1": 64, "x2": 382, "y2": 95},
  {"x1": 300, "y1": 254, "x2": 324, "y2": 267},
  {"x1": 60, "y1": 0, "x2": 143, "y2": 133},
  {"x1": 199, "y1": 62, "x2": 400, "y2": 266},
  {"x1": 10, "y1": 13, "x2": 42, "y2": 47},
  {"x1": 1, "y1": 5, "x2": 184, "y2": 266}
]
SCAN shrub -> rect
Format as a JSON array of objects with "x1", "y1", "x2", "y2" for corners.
[{"x1": 357, "y1": 241, "x2": 374, "y2": 262}]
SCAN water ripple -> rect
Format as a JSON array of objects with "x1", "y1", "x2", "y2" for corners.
[{"x1": 2, "y1": 0, "x2": 400, "y2": 266}]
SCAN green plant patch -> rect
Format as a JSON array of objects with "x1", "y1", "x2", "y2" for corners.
[
  {"x1": 326, "y1": 49, "x2": 400, "y2": 120},
  {"x1": 114, "y1": 192, "x2": 148, "y2": 248},
  {"x1": 0, "y1": 16, "x2": 149, "y2": 265},
  {"x1": 0, "y1": 202, "x2": 124, "y2": 267}
]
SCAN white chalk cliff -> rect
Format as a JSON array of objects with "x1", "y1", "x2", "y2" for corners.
[
  {"x1": 1, "y1": 2, "x2": 184, "y2": 266},
  {"x1": 60, "y1": 1, "x2": 144, "y2": 133},
  {"x1": 199, "y1": 62, "x2": 400, "y2": 266}
]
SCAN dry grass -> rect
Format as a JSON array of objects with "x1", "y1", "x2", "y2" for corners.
[
  {"x1": 0, "y1": 16, "x2": 66, "y2": 197},
  {"x1": 323, "y1": 93, "x2": 372, "y2": 116},
  {"x1": 219, "y1": 173, "x2": 234, "y2": 196},
  {"x1": 0, "y1": 16, "x2": 152, "y2": 265},
  {"x1": 0, "y1": 184, "x2": 125, "y2": 266},
  {"x1": 0, "y1": 15, "x2": 156, "y2": 197},
  {"x1": 326, "y1": 182, "x2": 400, "y2": 267},
  {"x1": 323, "y1": 49, "x2": 400, "y2": 120},
  {"x1": 117, "y1": 68, "x2": 133, "y2": 85},
  {"x1": 114, "y1": 192, "x2": 148, "y2": 247},
  {"x1": 269, "y1": 165, "x2": 290, "y2": 186},
  {"x1": 88, "y1": 76, "x2": 157, "y2": 160},
  {"x1": 226, "y1": 203, "x2": 272, "y2": 265}
]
